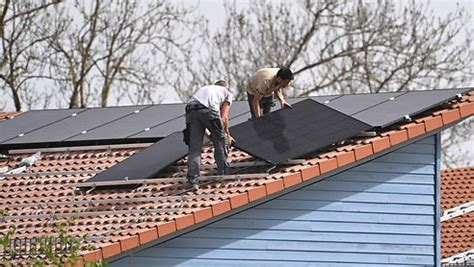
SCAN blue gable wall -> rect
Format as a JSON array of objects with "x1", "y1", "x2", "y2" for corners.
[{"x1": 112, "y1": 135, "x2": 440, "y2": 266}]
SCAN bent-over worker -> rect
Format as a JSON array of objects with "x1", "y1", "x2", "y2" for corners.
[
  {"x1": 246, "y1": 67, "x2": 294, "y2": 118},
  {"x1": 185, "y1": 80, "x2": 234, "y2": 185}
]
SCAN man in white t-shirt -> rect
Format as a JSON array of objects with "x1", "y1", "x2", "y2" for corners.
[{"x1": 185, "y1": 80, "x2": 234, "y2": 185}]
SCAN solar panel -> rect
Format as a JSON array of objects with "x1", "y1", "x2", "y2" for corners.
[
  {"x1": 0, "y1": 109, "x2": 85, "y2": 144},
  {"x1": 83, "y1": 131, "x2": 187, "y2": 183},
  {"x1": 352, "y1": 88, "x2": 470, "y2": 127},
  {"x1": 324, "y1": 92, "x2": 404, "y2": 115},
  {"x1": 65, "y1": 104, "x2": 184, "y2": 142},
  {"x1": 3, "y1": 106, "x2": 144, "y2": 145},
  {"x1": 231, "y1": 99, "x2": 372, "y2": 165}
]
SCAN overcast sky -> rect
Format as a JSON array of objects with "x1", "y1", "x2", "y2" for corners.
[{"x1": 188, "y1": 0, "x2": 473, "y2": 34}]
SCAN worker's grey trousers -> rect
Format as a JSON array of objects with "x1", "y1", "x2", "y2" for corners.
[{"x1": 186, "y1": 108, "x2": 229, "y2": 179}]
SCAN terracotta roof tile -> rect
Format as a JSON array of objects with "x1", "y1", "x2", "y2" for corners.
[
  {"x1": 0, "y1": 89, "x2": 472, "y2": 265},
  {"x1": 442, "y1": 213, "x2": 474, "y2": 259},
  {"x1": 441, "y1": 166, "x2": 474, "y2": 210}
]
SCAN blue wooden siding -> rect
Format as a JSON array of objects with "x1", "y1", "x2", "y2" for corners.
[{"x1": 112, "y1": 135, "x2": 439, "y2": 266}]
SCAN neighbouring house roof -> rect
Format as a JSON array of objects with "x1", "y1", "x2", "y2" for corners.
[
  {"x1": 0, "y1": 90, "x2": 472, "y2": 265},
  {"x1": 441, "y1": 166, "x2": 474, "y2": 260}
]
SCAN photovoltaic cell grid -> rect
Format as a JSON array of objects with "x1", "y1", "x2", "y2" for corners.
[{"x1": 231, "y1": 99, "x2": 372, "y2": 165}]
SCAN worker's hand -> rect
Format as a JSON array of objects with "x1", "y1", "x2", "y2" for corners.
[
  {"x1": 282, "y1": 102, "x2": 292, "y2": 109},
  {"x1": 226, "y1": 134, "x2": 235, "y2": 146}
]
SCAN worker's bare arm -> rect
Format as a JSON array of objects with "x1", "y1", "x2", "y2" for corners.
[{"x1": 252, "y1": 94, "x2": 262, "y2": 118}]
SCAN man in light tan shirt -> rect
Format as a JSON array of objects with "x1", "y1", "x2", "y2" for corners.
[{"x1": 246, "y1": 67, "x2": 294, "y2": 118}]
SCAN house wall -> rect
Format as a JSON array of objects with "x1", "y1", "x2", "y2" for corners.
[{"x1": 112, "y1": 135, "x2": 440, "y2": 266}]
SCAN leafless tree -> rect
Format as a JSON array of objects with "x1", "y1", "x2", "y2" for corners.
[
  {"x1": 34, "y1": 0, "x2": 204, "y2": 108},
  {"x1": 174, "y1": 0, "x2": 473, "y2": 167},
  {"x1": 0, "y1": 0, "x2": 62, "y2": 111}
]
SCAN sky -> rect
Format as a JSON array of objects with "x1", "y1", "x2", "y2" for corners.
[{"x1": 190, "y1": 0, "x2": 473, "y2": 34}]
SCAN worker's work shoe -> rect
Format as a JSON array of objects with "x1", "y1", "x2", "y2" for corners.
[{"x1": 186, "y1": 175, "x2": 199, "y2": 185}]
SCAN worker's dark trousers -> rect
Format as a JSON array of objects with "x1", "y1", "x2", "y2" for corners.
[
  {"x1": 247, "y1": 92, "x2": 275, "y2": 118},
  {"x1": 186, "y1": 108, "x2": 229, "y2": 180}
]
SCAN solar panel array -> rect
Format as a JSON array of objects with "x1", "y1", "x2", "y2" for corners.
[{"x1": 0, "y1": 88, "x2": 469, "y2": 149}]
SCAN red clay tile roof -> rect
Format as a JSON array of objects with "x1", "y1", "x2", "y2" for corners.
[
  {"x1": 441, "y1": 166, "x2": 474, "y2": 259},
  {"x1": 442, "y1": 166, "x2": 474, "y2": 210},
  {"x1": 442, "y1": 212, "x2": 474, "y2": 259},
  {"x1": 0, "y1": 90, "x2": 473, "y2": 265}
]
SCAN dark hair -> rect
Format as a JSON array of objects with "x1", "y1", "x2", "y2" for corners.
[
  {"x1": 214, "y1": 80, "x2": 229, "y2": 88},
  {"x1": 276, "y1": 67, "x2": 294, "y2": 80}
]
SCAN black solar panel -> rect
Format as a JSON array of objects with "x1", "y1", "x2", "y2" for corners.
[
  {"x1": 84, "y1": 131, "x2": 188, "y2": 183},
  {"x1": 352, "y1": 88, "x2": 469, "y2": 127},
  {"x1": 0, "y1": 109, "x2": 85, "y2": 143},
  {"x1": 65, "y1": 104, "x2": 184, "y2": 142},
  {"x1": 231, "y1": 99, "x2": 372, "y2": 165},
  {"x1": 3, "y1": 106, "x2": 144, "y2": 145},
  {"x1": 325, "y1": 92, "x2": 404, "y2": 115}
]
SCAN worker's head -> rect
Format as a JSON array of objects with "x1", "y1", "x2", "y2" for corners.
[
  {"x1": 214, "y1": 80, "x2": 229, "y2": 89},
  {"x1": 276, "y1": 67, "x2": 294, "y2": 88}
]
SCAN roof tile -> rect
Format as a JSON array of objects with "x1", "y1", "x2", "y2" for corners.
[
  {"x1": 353, "y1": 143, "x2": 373, "y2": 160},
  {"x1": 193, "y1": 207, "x2": 213, "y2": 224},
  {"x1": 401, "y1": 122, "x2": 425, "y2": 138},
  {"x1": 301, "y1": 165, "x2": 320, "y2": 181},
  {"x1": 229, "y1": 193, "x2": 249, "y2": 209},
  {"x1": 119, "y1": 235, "x2": 140, "y2": 252},
  {"x1": 283, "y1": 172, "x2": 303, "y2": 188},
  {"x1": 138, "y1": 228, "x2": 159, "y2": 245},
  {"x1": 211, "y1": 200, "x2": 231, "y2": 216},
  {"x1": 418, "y1": 115, "x2": 443, "y2": 132},
  {"x1": 457, "y1": 101, "x2": 474, "y2": 117},
  {"x1": 335, "y1": 151, "x2": 356, "y2": 167},
  {"x1": 82, "y1": 250, "x2": 102, "y2": 263},
  {"x1": 247, "y1": 186, "x2": 267, "y2": 202},
  {"x1": 101, "y1": 242, "x2": 121, "y2": 258},
  {"x1": 382, "y1": 129, "x2": 408, "y2": 146},
  {"x1": 175, "y1": 214, "x2": 195, "y2": 230},
  {"x1": 442, "y1": 213, "x2": 474, "y2": 259},
  {"x1": 366, "y1": 136, "x2": 391, "y2": 153},
  {"x1": 318, "y1": 157, "x2": 338, "y2": 174},
  {"x1": 264, "y1": 179, "x2": 285, "y2": 195},
  {"x1": 156, "y1": 221, "x2": 176, "y2": 238}
]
